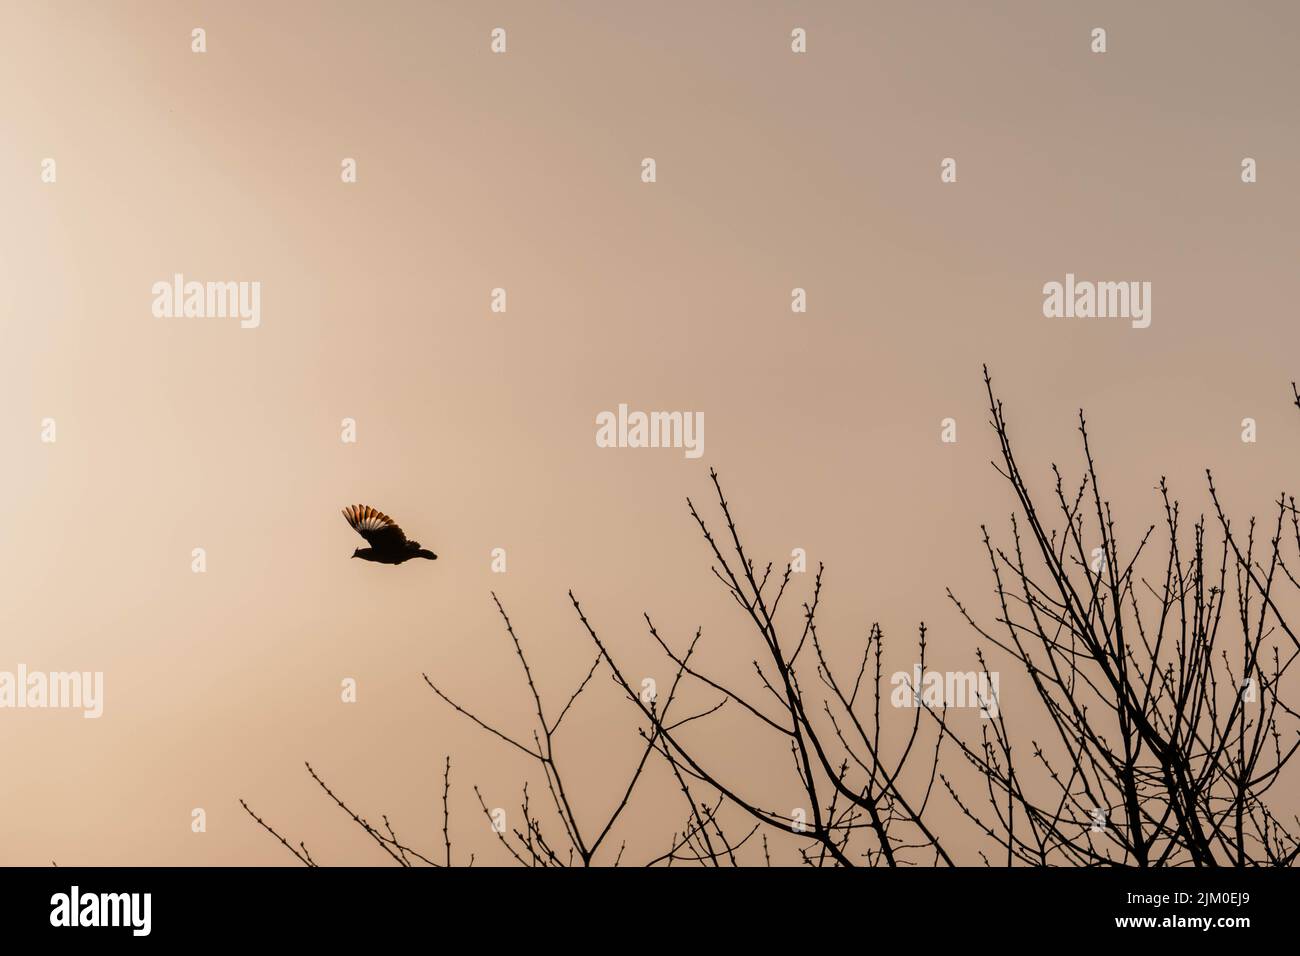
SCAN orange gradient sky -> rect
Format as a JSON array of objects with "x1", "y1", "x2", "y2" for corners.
[{"x1": 2, "y1": 0, "x2": 1298, "y2": 864}]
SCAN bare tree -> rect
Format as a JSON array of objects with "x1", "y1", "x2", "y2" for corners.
[
  {"x1": 240, "y1": 757, "x2": 461, "y2": 866},
  {"x1": 420, "y1": 592, "x2": 718, "y2": 866},
  {"x1": 571, "y1": 475, "x2": 953, "y2": 867},
  {"x1": 939, "y1": 368, "x2": 1300, "y2": 866}
]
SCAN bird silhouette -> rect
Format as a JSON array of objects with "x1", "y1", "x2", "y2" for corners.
[{"x1": 342, "y1": 504, "x2": 437, "y2": 564}]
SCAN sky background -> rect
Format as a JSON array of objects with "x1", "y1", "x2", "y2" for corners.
[{"x1": 2, "y1": 0, "x2": 1298, "y2": 865}]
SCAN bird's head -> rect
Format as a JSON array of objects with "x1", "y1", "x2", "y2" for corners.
[{"x1": 352, "y1": 548, "x2": 361, "y2": 559}]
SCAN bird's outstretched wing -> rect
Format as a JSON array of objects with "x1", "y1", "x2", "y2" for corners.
[{"x1": 342, "y1": 504, "x2": 409, "y2": 551}]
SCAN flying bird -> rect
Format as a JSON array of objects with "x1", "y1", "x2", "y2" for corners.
[{"x1": 342, "y1": 504, "x2": 437, "y2": 564}]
